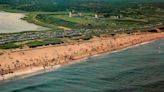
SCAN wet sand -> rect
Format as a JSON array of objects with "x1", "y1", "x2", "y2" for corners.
[{"x1": 0, "y1": 32, "x2": 164, "y2": 81}]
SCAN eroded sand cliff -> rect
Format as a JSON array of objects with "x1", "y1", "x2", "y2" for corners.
[{"x1": 0, "y1": 32, "x2": 164, "y2": 81}]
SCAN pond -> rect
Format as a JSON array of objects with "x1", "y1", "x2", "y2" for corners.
[{"x1": 0, "y1": 11, "x2": 46, "y2": 33}]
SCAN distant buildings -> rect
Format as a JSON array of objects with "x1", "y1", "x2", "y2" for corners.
[
  {"x1": 69, "y1": 10, "x2": 82, "y2": 17},
  {"x1": 95, "y1": 14, "x2": 98, "y2": 18},
  {"x1": 68, "y1": 10, "x2": 123, "y2": 19},
  {"x1": 94, "y1": 13, "x2": 123, "y2": 19}
]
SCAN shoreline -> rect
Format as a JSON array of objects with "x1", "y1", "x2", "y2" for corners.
[
  {"x1": 0, "y1": 40, "x2": 156, "y2": 83},
  {"x1": 0, "y1": 32, "x2": 164, "y2": 82}
]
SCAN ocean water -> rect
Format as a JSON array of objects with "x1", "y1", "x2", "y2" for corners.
[{"x1": 0, "y1": 39, "x2": 163, "y2": 92}]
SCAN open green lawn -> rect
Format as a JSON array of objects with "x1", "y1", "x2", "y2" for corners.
[{"x1": 24, "y1": 11, "x2": 159, "y2": 30}]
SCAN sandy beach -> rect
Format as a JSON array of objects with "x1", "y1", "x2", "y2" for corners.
[{"x1": 0, "y1": 32, "x2": 164, "y2": 81}]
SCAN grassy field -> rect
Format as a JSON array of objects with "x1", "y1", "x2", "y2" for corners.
[
  {"x1": 26, "y1": 38, "x2": 63, "y2": 48},
  {"x1": 0, "y1": 38, "x2": 63, "y2": 49},
  {"x1": 0, "y1": 42, "x2": 20, "y2": 49},
  {"x1": 23, "y1": 12, "x2": 154, "y2": 31}
]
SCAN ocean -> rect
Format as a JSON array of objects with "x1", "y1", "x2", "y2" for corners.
[{"x1": 0, "y1": 39, "x2": 163, "y2": 92}]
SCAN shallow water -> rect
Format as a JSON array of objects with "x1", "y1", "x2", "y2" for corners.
[
  {"x1": 0, "y1": 39, "x2": 164, "y2": 92},
  {"x1": 0, "y1": 12, "x2": 46, "y2": 33}
]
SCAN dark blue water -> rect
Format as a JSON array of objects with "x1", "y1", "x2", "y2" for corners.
[{"x1": 0, "y1": 39, "x2": 164, "y2": 92}]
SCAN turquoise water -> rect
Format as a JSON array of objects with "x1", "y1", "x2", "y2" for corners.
[{"x1": 0, "y1": 39, "x2": 164, "y2": 92}]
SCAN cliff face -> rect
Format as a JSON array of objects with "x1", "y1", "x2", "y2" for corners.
[{"x1": 0, "y1": 32, "x2": 164, "y2": 80}]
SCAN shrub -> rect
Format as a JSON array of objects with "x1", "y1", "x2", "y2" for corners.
[
  {"x1": 82, "y1": 34, "x2": 92, "y2": 40},
  {"x1": 0, "y1": 43, "x2": 20, "y2": 49},
  {"x1": 26, "y1": 38, "x2": 63, "y2": 48}
]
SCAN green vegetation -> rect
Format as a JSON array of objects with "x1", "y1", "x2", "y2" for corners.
[
  {"x1": 23, "y1": 13, "x2": 58, "y2": 30},
  {"x1": 1, "y1": 0, "x2": 164, "y2": 12},
  {"x1": 0, "y1": 0, "x2": 164, "y2": 49},
  {"x1": 0, "y1": 37, "x2": 63, "y2": 49},
  {"x1": 1, "y1": 0, "x2": 164, "y2": 31},
  {"x1": 35, "y1": 14, "x2": 78, "y2": 28},
  {"x1": 23, "y1": 8, "x2": 164, "y2": 30},
  {"x1": 0, "y1": 43, "x2": 20, "y2": 49},
  {"x1": 26, "y1": 38, "x2": 63, "y2": 48},
  {"x1": 82, "y1": 35, "x2": 93, "y2": 40}
]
